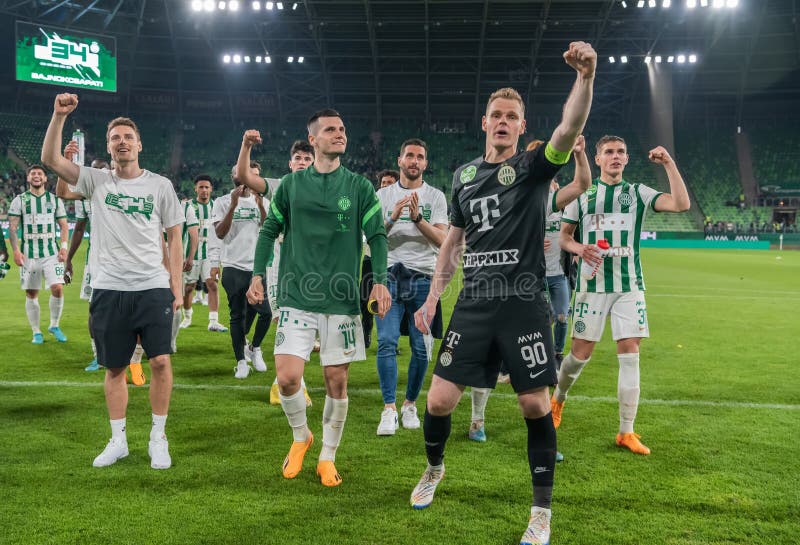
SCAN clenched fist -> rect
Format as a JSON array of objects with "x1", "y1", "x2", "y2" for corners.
[
  {"x1": 648, "y1": 146, "x2": 673, "y2": 165},
  {"x1": 573, "y1": 134, "x2": 586, "y2": 154},
  {"x1": 54, "y1": 93, "x2": 78, "y2": 116},
  {"x1": 242, "y1": 129, "x2": 263, "y2": 148},
  {"x1": 563, "y1": 42, "x2": 597, "y2": 79}
]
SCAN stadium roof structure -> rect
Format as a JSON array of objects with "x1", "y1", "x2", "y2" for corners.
[{"x1": 1, "y1": 0, "x2": 798, "y2": 125}]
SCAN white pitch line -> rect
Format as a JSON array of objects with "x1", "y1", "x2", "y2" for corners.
[
  {"x1": 648, "y1": 293, "x2": 800, "y2": 300},
  {"x1": 1, "y1": 381, "x2": 798, "y2": 411}
]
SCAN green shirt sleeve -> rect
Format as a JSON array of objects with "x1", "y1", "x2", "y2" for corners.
[
  {"x1": 253, "y1": 182, "x2": 287, "y2": 276},
  {"x1": 360, "y1": 179, "x2": 387, "y2": 285}
]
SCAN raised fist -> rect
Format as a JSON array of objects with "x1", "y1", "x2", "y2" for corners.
[
  {"x1": 243, "y1": 129, "x2": 262, "y2": 148},
  {"x1": 573, "y1": 135, "x2": 586, "y2": 154},
  {"x1": 563, "y1": 42, "x2": 597, "y2": 79},
  {"x1": 648, "y1": 146, "x2": 673, "y2": 165},
  {"x1": 54, "y1": 93, "x2": 78, "y2": 116}
]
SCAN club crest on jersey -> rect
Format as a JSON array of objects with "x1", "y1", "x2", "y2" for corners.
[
  {"x1": 439, "y1": 351, "x2": 453, "y2": 367},
  {"x1": 275, "y1": 332, "x2": 285, "y2": 346},
  {"x1": 460, "y1": 165, "x2": 477, "y2": 184},
  {"x1": 574, "y1": 320, "x2": 586, "y2": 334},
  {"x1": 497, "y1": 164, "x2": 516, "y2": 186},
  {"x1": 586, "y1": 185, "x2": 597, "y2": 197},
  {"x1": 618, "y1": 193, "x2": 633, "y2": 207},
  {"x1": 337, "y1": 196, "x2": 352, "y2": 211},
  {"x1": 105, "y1": 193, "x2": 154, "y2": 220}
]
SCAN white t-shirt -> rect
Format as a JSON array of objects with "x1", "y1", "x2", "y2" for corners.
[
  {"x1": 75, "y1": 166, "x2": 183, "y2": 291},
  {"x1": 544, "y1": 189, "x2": 563, "y2": 277},
  {"x1": 377, "y1": 180, "x2": 448, "y2": 276},
  {"x1": 211, "y1": 191, "x2": 265, "y2": 271}
]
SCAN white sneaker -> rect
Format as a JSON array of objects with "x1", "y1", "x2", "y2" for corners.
[
  {"x1": 377, "y1": 407, "x2": 399, "y2": 436},
  {"x1": 148, "y1": 437, "x2": 172, "y2": 469},
  {"x1": 208, "y1": 321, "x2": 228, "y2": 332},
  {"x1": 192, "y1": 293, "x2": 202, "y2": 304},
  {"x1": 401, "y1": 404, "x2": 421, "y2": 429},
  {"x1": 201, "y1": 295, "x2": 208, "y2": 306},
  {"x1": 179, "y1": 317, "x2": 192, "y2": 329},
  {"x1": 410, "y1": 463, "x2": 445, "y2": 509},
  {"x1": 251, "y1": 347, "x2": 267, "y2": 372},
  {"x1": 244, "y1": 342, "x2": 253, "y2": 363},
  {"x1": 520, "y1": 507, "x2": 551, "y2": 545},
  {"x1": 92, "y1": 437, "x2": 129, "y2": 467},
  {"x1": 234, "y1": 360, "x2": 251, "y2": 379}
]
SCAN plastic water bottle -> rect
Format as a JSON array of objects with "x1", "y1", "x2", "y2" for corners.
[
  {"x1": 580, "y1": 239, "x2": 611, "y2": 280},
  {"x1": 71, "y1": 129, "x2": 85, "y2": 166}
]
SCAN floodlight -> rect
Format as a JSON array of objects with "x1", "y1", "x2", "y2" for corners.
[
  {"x1": 223, "y1": 54, "x2": 231, "y2": 63},
  {"x1": 265, "y1": 56, "x2": 272, "y2": 63},
  {"x1": 277, "y1": 2, "x2": 284, "y2": 9},
  {"x1": 648, "y1": 0, "x2": 656, "y2": 7},
  {"x1": 298, "y1": 56, "x2": 304, "y2": 63},
  {"x1": 266, "y1": 1, "x2": 274, "y2": 9},
  {"x1": 256, "y1": 55, "x2": 262, "y2": 62},
  {"x1": 689, "y1": 54, "x2": 697, "y2": 63},
  {"x1": 712, "y1": 0, "x2": 724, "y2": 7},
  {"x1": 233, "y1": 54, "x2": 241, "y2": 63},
  {"x1": 667, "y1": 55, "x2": 674, "y2": 62},
  {"x1": 726, "y1": 0, "x2": 738, "y2": 6},
  {"x1": 687, "y1": 0, "x2": 697, "y2": 7},
  {"x1": 218, "y1": 1, "x2": 226, "y2": 9},
  {"x1": 644, "y1": 56, "x2": 651, "y2": 64},
  {"x1": 244, "y1": 55, "x2": 251, "y2": 62},
  {"x1": 293, "y1": 3, "x2": 299, "y2": 10},
  {"x1": 204, "y1": 0, "x2": 215, "y2": 11},
  {"x1": 637, "y1": 0, "x2": 644, "y2": 7},
  {"x1": 655, "y1": 55, "x2": 662, "y2": 63},
  {"x1": 677, "y1": 55, "x2": 686, "y2": 63},
  {"x1": 287, "y1": 56, "x2": 294, "y2": 63},
  {"x1": 609, "y1": 56, "x2": 616, "y2": 63},
  {"x1": 252, "y1": 1, "x2": 261, "y2": 9},
  {"x1": 621, "y1": 1, "x2": 627, "y2": 7},
  {"x1": 229, "y1": 0, "x2": 239, "y2": 9},
  {"x1": 192, "y1": 0, "x2": 203, "y2": 11},
  {"x1": 662, "y1": 0, "x2": 670, "y2": 7}
]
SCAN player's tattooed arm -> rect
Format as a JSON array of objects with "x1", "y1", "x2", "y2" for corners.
[
  {"x1": 549, "y1": 42, "x2": 596, "y2": 155},
  {"x1": 236, "y1": 130, "x2": 268, "y2": 195},
  {"x1": 7, "y1": 216, "x2": 24, "y2": 266}
]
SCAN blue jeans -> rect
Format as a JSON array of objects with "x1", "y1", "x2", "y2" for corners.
[
  {"x1": 546, "y1": 274, "x2": 571, "y2": 354},
  {"x1": 376, "y1": 276, "x2": 431, "y2": 404}
]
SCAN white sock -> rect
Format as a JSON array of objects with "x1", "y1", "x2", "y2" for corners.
[
  {"x1": 110, "y1": 418, "x2": 127, "y2": 442},
  {"x1": 554, "y1": 352, "x2": 590, "y2": 402},
  {"x1": 49, "y1": 295, "x2": 64, "y2": 327},
  {"x1": 130, "y1": 344, "x2": 144, "y2": 364},
  {"x1": 301, "y1": 377, "x2": 307, "y2": 389},
  {"x1": 280, "y1": 388, "x2": 310, "y2": 442},
  {"x1": 184, "y1": 308, "x2": 193, "y2": 321},
  {"x1": 320, "y1": 396, "x2": 348, "y2": 462},
  {"x1": 617, "y1": 353, "x2": 640, "y2": 434},
  {"x1": 25, "y1": 297, "x2": 41, "y2": 334},
  {"x1": 209, "y1": 311, "x2": 218, "y2": 322},
  {"x1": 91, "y1": 338, "x2": 97, "y2": 358},
  {"x1": 151, "y1": 414, "x2": 168, "y2": 441},
  {"x1": 470, "y1": 388, "x2": 491, "y2": 422},
  {"x1": 273, "y1": 377, "x2": 279, "y2": 386}
]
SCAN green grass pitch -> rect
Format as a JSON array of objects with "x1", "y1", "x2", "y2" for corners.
[{"x1": 1, "y1": 247, "x2": 798, "y2": 544}]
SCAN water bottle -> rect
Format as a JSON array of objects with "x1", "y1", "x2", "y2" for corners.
[
  {"x1": 580, "y1": 239, "x2": 611, "y2": 280},
  {"x1": 71, "y1": 129, "x2": 85, "y2": 166}
]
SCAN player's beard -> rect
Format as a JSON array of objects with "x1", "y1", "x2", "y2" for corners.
[{"x1": 401, "y1": 166, "x2": 421, "y2": 182}]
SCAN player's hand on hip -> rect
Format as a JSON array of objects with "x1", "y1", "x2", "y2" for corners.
[
  {"x1": 414, "y1": 298, "x2": 437, "y2": 335},
  {"x1": 247, "y1": 276, "x2": 264, "y2": 305},
  {"x1": 63, "y1": 140, "x2": 79, "y2": 161},
  {"x1": 54, "y1": 93, "x2": 78, "y2": 116},
  {"x1": 648, "y1": 146, "x2": 673, "y2": 165},
  {"x1": 243, "y1": 129, "x2": 262, "y2": 148},
  {"x1": 563, "y1": 42, "x2": 597, "y2": 79},
  {"x1": 580, "y1": 243, "x2": 602, "y2": 267},
  {"x1": 369, "y1": 284, "x2": 392, "y2": 319},
  {"x1": 13, "y1": 250, "x2": 25, "y2": 267}
]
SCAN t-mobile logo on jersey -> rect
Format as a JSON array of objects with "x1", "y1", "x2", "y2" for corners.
[
  {"x1": 469, "y1": 195, "x2": 500, "y2": 232},
  {"x1": 445, "y1": 330, "x2": 462, "y2": 349}
]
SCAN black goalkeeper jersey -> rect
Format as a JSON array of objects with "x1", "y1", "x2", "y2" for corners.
[{"x1": 450, "y1": 144, "x2": 564, "y2": 298}]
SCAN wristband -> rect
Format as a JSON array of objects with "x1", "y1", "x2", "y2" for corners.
[
  {"x1": 386, "y1": 217, "x2": 396, "y2": 226},
  {"x1": 61, "y1": 241, "x2": 68, "y2": 250},
  {"x1": 544, "y1": 142, "x2": 572, "y2": 165}
]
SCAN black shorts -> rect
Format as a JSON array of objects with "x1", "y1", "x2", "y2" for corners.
[
  {"x1": 90, "y1": 288, "x2": 174, "y2": 368},
  {"x1": 433, "y1": 292, "x2": 557, "y2": 393}
]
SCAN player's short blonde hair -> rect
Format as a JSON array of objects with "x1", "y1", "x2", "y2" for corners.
[
  {"x1": 486, "y1": 88, "x2": 525, "y2": 116},
  {"x1": 106, "y1": 117, "x2": 141, "y2": 141}
]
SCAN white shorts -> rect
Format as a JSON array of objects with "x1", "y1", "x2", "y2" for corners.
[
  {"x1": 20, "y1": 255, "x2": 64, "y2": 290},
  {"x1": 183, "y1": 259, "x2": 215, "y2": 285},
  {"x1": 571, "y1": 291, "x2": 649, "y2": 342},
  {"x1": 274, "y1": 306, "x2": 365, "y2": 366},
  {"x1": 79, "y1": 263, "x2": 93, "y2": 301}
]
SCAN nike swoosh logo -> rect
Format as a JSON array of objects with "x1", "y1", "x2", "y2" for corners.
[
  {"x1": 344, "y1": 349, "x2": 356, "y2": 355},
  {"x1": 529, "y1": 369, "x2": 547, "y2": 379}
]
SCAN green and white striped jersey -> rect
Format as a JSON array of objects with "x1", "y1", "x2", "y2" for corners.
[
  {"x1": 181, "y1": 200, "x2": 199, "y2": 258},
  {"x1": 190, "y1": 198, "x2": 214, "y2": 260},
  {"x1": 8, "y1": 191, "x2": 66, "y2": 259},
  {"x1": 562, "y1": 179, "x2": 662, "y2": 293}
]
